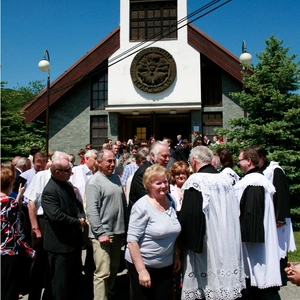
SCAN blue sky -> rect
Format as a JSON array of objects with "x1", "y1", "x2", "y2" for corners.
[{"x1": 2, "y1": 0, "x2": 299, "y2": 89}]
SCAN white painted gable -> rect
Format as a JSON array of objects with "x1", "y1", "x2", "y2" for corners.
[{"x1": 107, "y1": 0, "x2": 201, "y2": 112}]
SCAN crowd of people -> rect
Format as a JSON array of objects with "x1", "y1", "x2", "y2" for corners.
[{"x1": 0, "y1": 133, "x2": 298, "y2": 300}]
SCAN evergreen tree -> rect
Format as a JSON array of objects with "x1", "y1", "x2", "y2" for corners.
[
  {"x1": 217, "y1": 35, "x2": 300, "y2": 198},
  {"x1": 1, "y1": 81, "x2": 46, "y2": 161}
]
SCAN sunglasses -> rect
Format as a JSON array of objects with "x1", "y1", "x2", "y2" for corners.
[{"x1": 58, "y1": 167, "x2": 72, "y2": 173}]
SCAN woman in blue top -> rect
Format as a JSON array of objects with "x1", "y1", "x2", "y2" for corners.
[{"x1": 125, "y1": 164, "x2": 181, "y2": 300}]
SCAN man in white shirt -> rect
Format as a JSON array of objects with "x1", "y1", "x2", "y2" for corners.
[
  {"x1": 69, "y1": 149, "x2": 98, "y2": 207},
  {"x1": 69, "y1": 149, "x2": 98, "y2": 278},
  {"x1": 21, "y1": 152, "x2": 48, "y2": 204}
]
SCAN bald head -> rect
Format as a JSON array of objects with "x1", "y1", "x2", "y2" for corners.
[{"x1": 51, "y1": 157, "x2": 72, "y2": 181}]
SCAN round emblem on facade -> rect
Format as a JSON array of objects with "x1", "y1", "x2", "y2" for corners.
[{"x1": 130, "y1": 47, "x2": 177, "y2": 93}]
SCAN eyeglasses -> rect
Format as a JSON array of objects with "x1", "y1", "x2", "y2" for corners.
[
  {"x1": 58, "y1": 167, "x2": 72, "y2": 173},
  {"x1": 237, "y1": 158, "x2": 246, "y2": 162}
]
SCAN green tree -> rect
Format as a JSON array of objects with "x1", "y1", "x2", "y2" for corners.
[
  {"x1": 1, "y1": 81, "x2": 46, "y2": 161},
  {"x1": 216, "y1": 35, "x2": 300, "y2": 200}
]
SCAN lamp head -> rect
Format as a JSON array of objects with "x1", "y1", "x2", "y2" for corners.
[
  {"x1": 239, "y1": 52, "x2": 252, "y2": 65},
  {"x1": 38, "y1": 59, "x2": 50, "y2": 72},
  {"x1": 240, "y1": 40, "x2": 252, "y2": 65}
]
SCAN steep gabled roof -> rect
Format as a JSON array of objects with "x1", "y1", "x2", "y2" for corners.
[
  {"x1": 23, "y1": 24, "x2": 242, "y2": 123},
  {"x1": 23, "y1": 28, "x2": 120, "y2": 123},
  {"x1": 188, "y1": 23, "x2": 242, "y2": 82}
]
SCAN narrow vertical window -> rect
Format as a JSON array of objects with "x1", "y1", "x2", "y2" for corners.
[
  {"x1": 91, "y1": 116, "x2": 108, "y2": 149},
  {"x1": 201, "y1": 56, "x2": 222, "y2": 107},
  {"x1": 91, "y1": 72, "x2": 108, "y2": 110},
  {"x1": 136, "y1": 127, "x2": 147, "y2": 140}
]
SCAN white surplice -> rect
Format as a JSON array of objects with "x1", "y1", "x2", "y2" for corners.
[{"x1": 181, "y1": 173, "x2": 246, "y2": 300}]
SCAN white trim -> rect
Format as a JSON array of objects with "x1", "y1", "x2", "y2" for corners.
[{"x1": 105, "y1": 105, "x2": 201, "y2": 114}]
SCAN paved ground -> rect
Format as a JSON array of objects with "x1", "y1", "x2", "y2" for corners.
[
  {"x1": 21, "y1": 249, "x2": 300, "y2": 300},
  {"x1": 278, "y1": 281, "x2": 300, "y2": 299},
  {"x1": 21, "y1": 270, "x2": 300, "y2": 300}
]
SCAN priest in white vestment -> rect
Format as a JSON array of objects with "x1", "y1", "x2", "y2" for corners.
[
  {"x1": 179, "y1": 146, "x2": 245, "y2": 300},
  {"x1": 235, "y1": 147, "x2": 282, "y2": 298}
]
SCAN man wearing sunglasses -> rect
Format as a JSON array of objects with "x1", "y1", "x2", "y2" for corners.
[{"x1": 42, "y1": 157, "x2": 86, "y2": 300}]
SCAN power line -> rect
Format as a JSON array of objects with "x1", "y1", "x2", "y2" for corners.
[
  {"x1": 108, "y1": 0, "x2": 223, "y2": 64},
  {"x1": 48, "y1": 0, "x2": 232, "y2": 96},
  {"x1": 108, "y1": 0, "x2": 232, "y2": 68}
]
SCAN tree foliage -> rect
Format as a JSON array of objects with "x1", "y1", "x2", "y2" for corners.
[
  {"x1": 1, "y1": 81, "x2": 46, "y2": 162},
  {"x1": 216, "y1": 35, "x2": 300, "y2": 200}
]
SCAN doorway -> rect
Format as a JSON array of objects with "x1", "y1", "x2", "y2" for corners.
[{"x1": 119, "y1": 113, "x2": 191, "y2": 146}]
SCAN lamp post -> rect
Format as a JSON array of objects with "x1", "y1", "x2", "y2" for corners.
[
  {"x1": 239, "y1": 41, "x2": 252, "y2": 117},
  {"x1": 38, "y1": 50, "x2": 50, "y2": 156},
  {"x1": 239, "y1": 40, "x2": 252, "y2": 67}
]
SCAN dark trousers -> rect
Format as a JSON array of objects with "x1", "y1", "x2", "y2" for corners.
[
  {"x1": 280, "y1": 257, "x2": 288, "y2": 286},
  {"x1": 29, "y1": 217, "x2": 52, "y2": 300},
  {"x1": 48, "y1": 248, "x2": 82, "y2": 300},
  {"x1": 29, "y1": 241, "x2": 52, "y2": 300},
  {"x1": 126, "y1": 260, "x2": 173, "y2": 300},
  {"x1": 241, "y1": 278, "x2": 281, "y2": 300},
  {"x1": 1, "y1": 255, "x2": 21, "y2": 300}
]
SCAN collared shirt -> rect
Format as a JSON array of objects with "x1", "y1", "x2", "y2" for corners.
[
  {"x1": 121, "y1": 162, "x2": 139, "y2": 186},
  {"x1": 69, "y1": 164, "x2": 93, "y2": 202},
  {"x1": 23, "y1": 169, "x2": 51, "y2": 215},
  {"x1": 20, "y1": 167, "x2": 37, "y2": 204},
  {"x1": 20, "y1": 167, "x2": 36, "y2": 189}
]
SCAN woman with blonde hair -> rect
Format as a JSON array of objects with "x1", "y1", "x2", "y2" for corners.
[{"x1": 125, "y1": 164, "x2": 181, "y2": 300}]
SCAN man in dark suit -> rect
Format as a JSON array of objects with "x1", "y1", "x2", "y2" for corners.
[
  {"x1": 42, "y1": 157, "x2": 86, "y2": 300},
  {"x1": 192, "y1": 130, "x2": 202, "y2": 148},
  {"x1": 163, "y1": 137, "x2": 177, "y2": 160},
  {"x1": 175, "y1": 139, "x2": 190, "y2": 163},
  {"x1": 12, "y1": 157, "x2": 31, "y2": 194},
  {"x1": 203, "y1": 134, "x2": 212, "y2": 146},
  {"x1": 129, "y1": 141, "x2": 170, "y2": 205}
]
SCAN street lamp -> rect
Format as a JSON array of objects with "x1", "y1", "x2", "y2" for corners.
[
  {"x1": 239, "y1": 41, "x2": 252, "y2": 117},
  {"x1": 239, "y1": 40, "x2": 252, "y2": 67},
  {"x1": 38, "y1": 50, "x2": 50, "y2": 156}
]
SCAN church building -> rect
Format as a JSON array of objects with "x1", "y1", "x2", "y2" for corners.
[{"x1": 23, "y1": 0, "x2": 244, "y2": 154}]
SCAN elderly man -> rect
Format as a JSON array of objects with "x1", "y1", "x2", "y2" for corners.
[
  {"x1": 129, "y1": 141, "x2": 170, "y2": 205},
  {"x1": 42, "y1": 156, "x2": 85, "y2": 300},
  {"x1": 179, "y1": 146, "x2": 245, "y2": 300},
  {"x1": 235, "y1": 148, "x2": 282, "y2": 298},
  {"x1": 85, "y1": 149, "x2": 127, "y2": 300},
  {"x1": 12, "y1": 157, "x2": 31, "y2": 195},
  {"x1": 14, "y1": 157, "x2": 31, "y2": 177},
  {"x1": 111, "y1": 144, "x2": 120, "y2": 166},
  {"x1": 69, "y1": 149, "x2": 98, "y2": 206},
  {"x1": 25, "y1": 151, "x2": 71, "y2": 300},
  {"x1": 69, "y1": 149, "x2": 98, "y2": 277}
]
